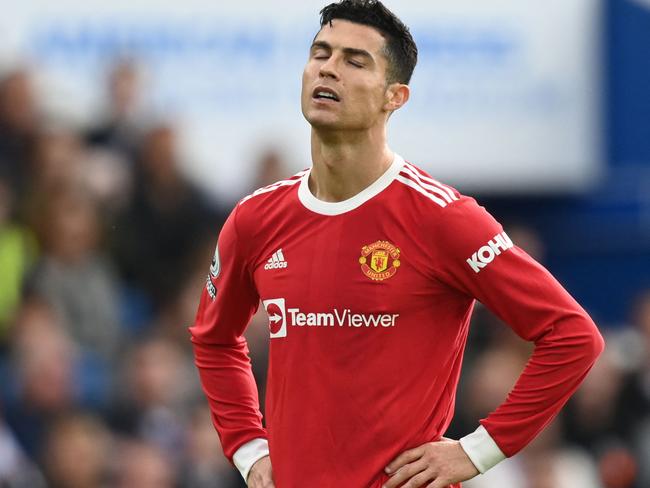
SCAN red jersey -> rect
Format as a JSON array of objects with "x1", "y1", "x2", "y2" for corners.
[{"x1": 190, "y1": 155, "x2": 603, "y2": 488}]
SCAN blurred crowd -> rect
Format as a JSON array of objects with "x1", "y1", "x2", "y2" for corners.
[{"x1": 0, "y1": 60, "x2": 648, "y2": 488}]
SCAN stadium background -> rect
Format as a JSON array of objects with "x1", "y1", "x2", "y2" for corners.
[{"x1": 0, "y1": 0, "x2": 648, "y2": 486}]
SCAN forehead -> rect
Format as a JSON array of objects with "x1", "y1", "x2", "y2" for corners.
[{"x1": 314, "y1": 19, "x2": 387, "y2": 55}]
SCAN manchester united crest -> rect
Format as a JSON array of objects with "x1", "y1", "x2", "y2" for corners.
[{"x1": 359, "y1": 240, "x2": 401, "y2": 281}]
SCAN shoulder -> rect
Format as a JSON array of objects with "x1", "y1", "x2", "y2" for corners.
[
  {"x1": 237, "y1": 169, "x2": 308, "y2": 210},
  {"x1": 393, "y1": 160, "x2": 500, "y2": 233},
  {"x1": 228, "y1": 169, "x2": 308, "y2": 235},
  {"x1": 393, "y1": 160, "x2": 462, "y2": 211}
]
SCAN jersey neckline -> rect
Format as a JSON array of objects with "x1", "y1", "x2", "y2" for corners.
[{"x1": 297, "y1": 154, "x2": 405, "y2": 216}]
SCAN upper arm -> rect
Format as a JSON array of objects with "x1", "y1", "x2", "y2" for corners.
[
  {"x1": 432, "y1": 197, "x2": 593, "y2": 342},
  {"x1": 190, "y1": 205, "x2": 260, "y2": 345}
]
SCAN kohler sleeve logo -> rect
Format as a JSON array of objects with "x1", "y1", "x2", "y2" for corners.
[{"x1": 466, "y1": 232, "x2": 514, "y2": 273}]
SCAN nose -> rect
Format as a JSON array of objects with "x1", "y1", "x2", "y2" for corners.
[{"x1": 319, "y1": 55, "x2": 340, "y2": 80}]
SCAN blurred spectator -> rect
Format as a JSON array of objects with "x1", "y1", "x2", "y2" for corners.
[
  {"x1": 0, "y1": 408, "x2": 46, "y2": 487},
  {"x1": 112, "y1": 124, "x2": 223, "y2": 310},
  {"x1": 151, "y1": 239, "x2": 215, "y2": 346},
  {"x1": 0, "y1": 69, "x2": 38, "y2": 205},
  {"x1": 448, "y1": 343, "x2": 526, "y2": 441},
  {"x1": 81, "y1": 148, "x2": 132, "y2": 216},
  {"x1": 43, "y1": 412, "x2": 111, "y2": 488},
  {"x1": 466, "y1": 425, "x2": 602, "y2": 488},
  {"x1": 635, "y1": 421, "x2": 650, "y2": 488},
  {"x1": 81, "y1": 60, "x2": 145, "y2": 216},
  {"x1": 0, "y1": 178, "x2": 36, "y2": 344},
  {"x1": 558, "y1": 291, "x2": 650, "y2": 488},
  {"x1": 598, "y1": 444, "x2": 638, "y2": 488},
  {"x1": 252, "y1": 148, "x2": 290, "y2": 189},
  {"x1": 3, "y1": 299, "x2": 78, "y2": 459},
  {"x1": 459, "y1": 345, "x2": 603, "y2": 488},
  {"x1": 28, "y1": 127, "x2": 132, "y2": 217},
  {"x1": 26, "y1": 185, "x2": 122, "y2": 360},
  {"x1": 563, "y1": 350, "x2": 627, "y2": 452},
  {"x1": 179, "y1": 405, "x2": 244, "y2": 488},
  {"x1": 86, "y1": 60, "x2": 144, "y2": 158},
  {"x1": 29, "y1": 127, "x2": 85, "y2": 195},
  {"x1": 616, "y1": 290, "x2": 650, "y2": 486},
  {"x1": 114, "y1": 439, "x2": 175, "y2": 488},
  {"x1": 506, "y1": 223, "x2": 547, "y2": 263},
  {"x1": 108, "y1": 336, "x2": 194, "y2": 466}
]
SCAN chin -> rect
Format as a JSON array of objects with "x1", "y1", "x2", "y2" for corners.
[
  {"x1": 304, "y1": 112, "x2": 344, "y2": 130},
  {"x1": 310, "y1": 120, "x2": 345, "y2": 131}
]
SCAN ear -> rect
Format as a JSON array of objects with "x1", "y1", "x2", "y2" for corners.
[{"x1": 383, "y1": 83, "x2": 410, "y2": 113}]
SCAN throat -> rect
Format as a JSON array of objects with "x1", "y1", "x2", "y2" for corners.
[{"x1": 308, "y1": 154, "x2": 394, "y2": 203}]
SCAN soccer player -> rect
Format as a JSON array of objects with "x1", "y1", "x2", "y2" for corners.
[{"x1": 190, "y1": 1, "x2": 604, "y2": 487}]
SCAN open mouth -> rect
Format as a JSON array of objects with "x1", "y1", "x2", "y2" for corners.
[{"x1": 313, "y1": 88, "x2": 340, "y2": 102}]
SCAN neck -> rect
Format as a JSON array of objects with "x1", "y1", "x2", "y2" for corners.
[{"x1": 309, "y1": 126, "x2": 393, "y2": 202}]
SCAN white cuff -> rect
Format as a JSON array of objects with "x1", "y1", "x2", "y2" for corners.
[
  {"x1": 233, "y1": 438, "x2": 270, "y2": 484},
  {"x1": 459, "y1": 425, "x2": 506, "y2": 473}
]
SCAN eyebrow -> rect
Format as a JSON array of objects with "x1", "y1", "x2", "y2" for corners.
[{"x1": 310, "y1": 41, "x2": 375, "y2": 62}]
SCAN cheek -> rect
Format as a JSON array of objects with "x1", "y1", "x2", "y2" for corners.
[
  {"x1": 302, "y1": 62, "x2": 319, "y2": 87},
  {"x1": 301, "y1": 67, "x2": 310, "y2": 91},
  {"x1": 301, "y1": 71, "x2": 307, "y2": 95},
  {"x1": 301, "y1": 67, "x2": 317, "y2": 103},
  {"x1": 352, "y1": 85, "x2": 386, "y2": 113}
]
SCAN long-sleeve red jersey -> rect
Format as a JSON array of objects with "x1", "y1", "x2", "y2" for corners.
[{"x1": 190, "y1": 155, "x2": 604, "y2": 488}]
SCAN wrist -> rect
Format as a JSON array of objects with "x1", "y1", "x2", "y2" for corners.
[
  {"x1": 233, "y1": 438, "x2": 270, "y2": 482},
  {"x1": 459, "y1": 425, "x2": 506, "y2": 474}
]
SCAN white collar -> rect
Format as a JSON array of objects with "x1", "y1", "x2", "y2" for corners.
[{"x1": 297, "y1": 154, "x2": 405, "y2": 216}]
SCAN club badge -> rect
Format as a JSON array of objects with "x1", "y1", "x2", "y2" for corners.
[{"x1": 359, "y1": 240, "x2": 401, "y2": 281}]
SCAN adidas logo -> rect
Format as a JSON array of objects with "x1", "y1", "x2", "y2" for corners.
[{"x1": 264, "y1": 249, "x2": 288, "y2": 270}]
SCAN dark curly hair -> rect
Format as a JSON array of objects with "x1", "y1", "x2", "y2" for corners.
[{"x1": 319, "y1": 0, "x2": 418, "y2": 85}]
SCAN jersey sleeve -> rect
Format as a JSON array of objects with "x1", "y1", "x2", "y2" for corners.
[
  {"x1": 189, "y1": 203, "x2": 267, "y2": 462},
  {"x1": 432, "y1": 197, "x2": 604, "y2": 468}
]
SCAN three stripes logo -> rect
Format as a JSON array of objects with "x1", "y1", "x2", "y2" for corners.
[{"x1": 264, "y1": 249, "x2": 288, "y2": 270}]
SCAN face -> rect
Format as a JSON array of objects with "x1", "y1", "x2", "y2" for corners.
[{"x1": 301, "y1": 19, "x2": 401, "y2": 131}]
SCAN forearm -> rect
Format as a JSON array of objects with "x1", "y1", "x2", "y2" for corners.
[
  {"x1": 457, "y1": 309, "x2": 604, "y2": 474},
  {"x1": 192, "y1": 336, "x2": 268, "y2": 461},
  {"x1": 479, "y1": 309, "x2": 604, "y2": 458}
]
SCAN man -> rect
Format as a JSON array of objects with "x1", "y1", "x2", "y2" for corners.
[{"x1": 190, "y1": 2, "x2": 604, "y2": 487}]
